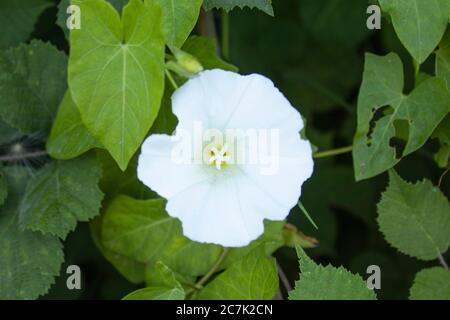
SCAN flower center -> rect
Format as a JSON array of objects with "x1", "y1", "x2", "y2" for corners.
[{"x1": 209, "y1": 144, "x2": 231, "y2": 170}]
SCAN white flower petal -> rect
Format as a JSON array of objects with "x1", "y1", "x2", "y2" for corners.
[
  {"x1": 166, "y1": 178, "x2": 264, "y2": 247},
  {"x1": 225, "y1": 73, "x2": 304, "y2": 133},
  {"x1": 238, "y1": 135, "x2": 314, "y2": 218},
  {"x1": 172, "y1": 70, "x2": 260, "y2": 130},
  {"x1": 137, "y1": 134, "x2": 211, "y2": 199}
]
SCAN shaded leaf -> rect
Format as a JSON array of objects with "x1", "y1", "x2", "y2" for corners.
[
  {"x1": 410, "y1": 267, "x2": 450, "y2": 300},
  {"x1": 432, "y1": 114, "x2": 450, "y2": 168},
  {"x1": 19, "y1": 153, "x2": 104, "y2": 239},
  {"x1": 0, "y1": 40, "x2": 67, "y2": 134},
  {"x1": 0, "y1": 167, "x2": 64, "y2": 299},
  {"x1": 0, "y1": 0, "x2": 52, "y2": 49},
  {"x1": 353, "y1": 53, "x2": 450, "y2": 180},
  {"x1": 204, "y1": 0, "x2": 274, "y2": 15},
  {"x1": 436, "y1": 30, "x2": 450, "y2": 90},
  {"x1": 379, "y1": 0, "x2": 450, "y2": 63},
  {"x1": 289, "y1": 246, "x2": 376, "y2": 300},
  {"x1": 377, "y1": 171, "x2": 450, "y2": 260}
]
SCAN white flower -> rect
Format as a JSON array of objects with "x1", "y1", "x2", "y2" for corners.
[{"x1": 137, "y1": 69, "x2": 314, "y2": 247}]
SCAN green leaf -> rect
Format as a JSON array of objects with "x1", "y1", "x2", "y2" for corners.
[
  {"x1": 146, "y1": 261, "x2": 183, "y2": 288},
  {"x1": 57, "y1": 0, "x2": 129, "y2": 41},
  {"x1": 0, "y1": 167, "x2": 64, "y2": 299},
  {"x1": 203, "y1": 0, "x2": 274, "y2": 15},
  {"x1": 101, "y1": 195, "x2": 178, "y2": 263},
  {"x1": 195, "y1": 246, "x2": 278, "y2": 300},
  {"x1": 123, "y1": 261, "x2": 185, "y2": 300},
  {"x1": 0, "y1": 40, "x2": 67, "y2": 134},
  {"x1": 19, "y1": 153, "x2": 104, "y2": 239},
  {"x1": 69, "y1": 0, "x2": 165, "y2": 170},
  {"x1": 156, "y1": 237, "x2": 222, "y2": 277},
  {"x1": 410, "y1": 267, "x2": 450, "y2": 300},
  {"x1": 289, "y1": 246, "x2": 377, "y2": 300},
  {"x1": 90, "y1": 214, "x2": 145, "y2": 284},
  {"x1": 0, "y1": 0, "x2": 52, "y2": 49},
  {"x1": 377, "y1": 170, "x2": 450, "y2": 261},
  {"x1": 99, "y1": 195, "x2": 288, "y2": 279},
  {"x1": 100, "y1": 194, "x2": 224, "y2": 278},
  {"x1": 47, "y1": 91, "x2": 102, "y2": 160},
  {"x1": 436, "y1": 30, "x2": 450, "y2": 91},
  {"x1": 154, "y1": 0, "x2": 202, "y2": 48},
  {"x1": 182, "y1": 36, "x2": 238, "y2": 71},
  {"x1": 379, "y1": 0, "x2": 450, "y2": 63},
  {"x1": 123, "y1": 286, "x2": 184, "y2": 300},
  {"x1": 353, "y1": 53, "x2": 450, "y2": 181},
  {"x1": 432, "y1": 114, "x2": 450, "y2": 168}
]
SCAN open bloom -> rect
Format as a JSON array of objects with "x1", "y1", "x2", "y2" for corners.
[{"x1": 138, "y1": 69, "x2": 313, "y2": 247}]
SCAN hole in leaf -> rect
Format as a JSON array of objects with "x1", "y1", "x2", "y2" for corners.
[
  {"x1": 389, "y1": 119, "x2": 410, "y2": 159},
  {"x1": 366, "y1": 105, "x2": 394, "y2": 146}
]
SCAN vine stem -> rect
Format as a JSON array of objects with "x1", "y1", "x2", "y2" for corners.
[
  {"x1": 277, "y1": 262, "x2": 292, "y2": 294},
  {"x1": 165, "y1": 69, "x2": 178, "y2": 90},
  {"x1": 221, "y1": 11, "x2": 230, "y2": 60},
  {"x1": 438, "y1": 168, "x2": 449, "y2": 188},
  {"x1": 0, "y1": 150, "x2": 47, "y2": 162},
  {"x1": 438, "y1": 253, "x2": 449, "y2": 270},
  {"x1": 313, "y1": 145, "x2": 353, "y2": 159},
  {"x1": 186, "y1": 248, "x2": 230, "y2": 297}
]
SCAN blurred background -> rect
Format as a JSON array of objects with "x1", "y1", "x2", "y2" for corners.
[{"x1": 12, "y1": 0, "x2": 447, "y2": 300}]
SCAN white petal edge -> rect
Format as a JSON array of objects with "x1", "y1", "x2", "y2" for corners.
[
  {"x1": 137, "y1": 134, "x2": 212, "y2": 199},
  {"x1": 166, "y1": 177, "x2": 265, "y2": 247}
]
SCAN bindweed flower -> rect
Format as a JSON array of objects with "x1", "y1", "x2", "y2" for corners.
[{"x1": 137, "y1": 69, "x2": 314, "y2": 247}]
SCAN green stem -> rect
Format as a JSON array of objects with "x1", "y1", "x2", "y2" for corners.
[
  {"x1": 185, "y1": 248, "x2": 230, "y2": 298},
  {"x1": 165, "y1": 69, "x2": 178, "y2": 90},
  {"x1": 313, "y1": 145, "x2": 353, "y2": 159},
  {"x1": 221, "y1": 10, "x2": 230, "y2": 60}
]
